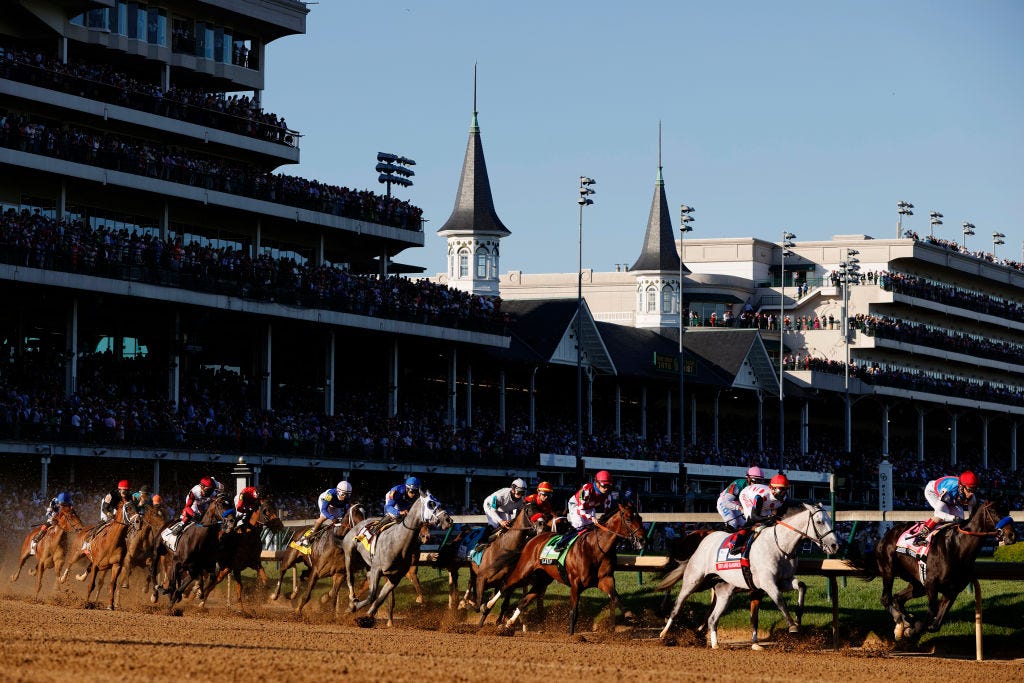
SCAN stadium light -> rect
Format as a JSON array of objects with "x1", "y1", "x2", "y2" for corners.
[
  {"x1": 962, "y1": 221, "x2": 975, "y2": 251},
  {"x1": 376, "y1": 152, "x2": 415, "y2": 197},
  {"x1": 678, "y1": 204, "x2": 694, "y2": 467},
  {"x1": 896, "y1": 201, "x2": 914, "y2": 239},
  {"x1": 779, "y1": 230, "x2": 796, "y2": 473},
  {"x1": 839, "y1": 248, "x2": 861, "y2": 456},
  {"x1": 929, "y1": 211, "x2": 943, "y2": 239},
  {"x1": 576, "y1": 176, "x2": 596, "y2": 483},
  {"x1": 992, "y1": 231, "x2": 1005, "y2": 257}
]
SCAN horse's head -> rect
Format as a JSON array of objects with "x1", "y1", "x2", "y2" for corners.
[
  {"x1": 417, "y1": 490, "x2": 453, "y2": 531},
  {"x1": 798, "y1": 502, "x2": 840, "y2": 555},
  {"x1": 258, "y1": 496, "x2": 285, "y2": 533},
  {"x1": 518, "y1": 502, "x2": 547, "y2": 535},
  {"x1": 602, "y1": 501, "x2": 646, "y2": 551},
  {"x1": 976, "y1": 500, "x2": 1017, "y2": 547},
  {"x1": 56, "y1": 505, "x2": 86, "y2": 533},
  {"x1": 204, "y1": 494, "x2": 235, "y2": 531}
]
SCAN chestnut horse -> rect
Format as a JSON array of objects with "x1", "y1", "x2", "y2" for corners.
[
  {"x1": 61, "y1": 500, "x2": 139, "y2": 609},
  {"x1": 203, "y1": 495, "x2": 284, "y2": 606},
  {"x1": 10, "y1": 506, "x2": 87, "y2": 595},
  {"x1": 122, "y1": 504, "x2": 169, "y2": 593},
  {"x1": 865, "y1": 499, "x2": 1016, "y2": 640},
  {"x1": 493, "y1": 501, "x2": 646, "y2": 635}
]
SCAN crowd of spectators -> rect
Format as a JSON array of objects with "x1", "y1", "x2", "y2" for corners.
[
  {"x1": 1, "y1": 44, "x2": 290, "y2": 145},
  {"x1": 0, "y1": 209, "x2": 504, "y2": 331},
  {"x1": 903, "y1": 232, "x2": 1024, "y2": 275},
  {"x1": 862, "y1": 315, "x2": 1024, "y2": 366},
  {"x1": 878, "y1": 270, "x2": 1024, "y2": 324},
  {"x1": 0, "y1": 109, "x2": 422, "y2": 232}
]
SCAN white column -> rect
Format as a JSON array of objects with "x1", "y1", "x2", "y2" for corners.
[
  {"x1": 260, "y1": 323, "x2": 272, "y2": 411},
  {"x1": 881, "y1": 403, "x2": 890, "y2": 456},
  {"x1": 950, "y1": 413, "x2": 958, "y2": 466},
  {"x1": 464, "y1": 476, "x2": 473, "y2": 512},
  {"x1": 167, "y1": 310, "x2": 180, "y2": 411},
  {"x1": 65, "y1": 297, "x2": 78, "y2": 397},
  {"x1": 981, "y1": 416, "x2": 989, "y2": 469},
  {"x1": 447, "y1": 348, "x2": 457, "y2": 427},
  {"x1": 465, "y1": 363, "x2": 473, "y2": 429},
  {"x1": 324, "y1": 331, "x2": 336, "y2": 417}
]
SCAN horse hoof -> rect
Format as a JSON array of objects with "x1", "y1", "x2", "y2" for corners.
[
  {"x1": 788, "y1": 625, "x2": 800, "y2": 634},
  {"x1": 355, "y1": 616, "x2": 375, "y2": 629},
  {"x1": 752, "y1": 643, "x2": 764, "y2": 651}
]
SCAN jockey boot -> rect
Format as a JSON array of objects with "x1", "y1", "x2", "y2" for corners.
[
  {"x1": 31, "y1": 524, "x2": 47, "y2": 544},
  {"x1": 553, "y1": 530, "x2": 575, "y2": 552},
  {"x1": 732, "y1": 528, "x2": 749, "y2": 555},
  {"x1": 912, "y1": 518, "x2": 937, "y2": 545}
]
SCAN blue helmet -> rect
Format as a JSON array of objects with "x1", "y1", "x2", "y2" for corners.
[
  {"x1": 405, "y1": 476, "x2": 421, "y2": 491},
  {"x1": 56, "y1": 492, "x2": 72, "y2": 505}
]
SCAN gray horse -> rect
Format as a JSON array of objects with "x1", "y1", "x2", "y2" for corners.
[{"x1": 343, "y1": 490, "x2": 453, "y2": 627}]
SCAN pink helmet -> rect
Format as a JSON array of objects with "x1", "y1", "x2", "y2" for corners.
[
  {"x1": 594, "y1": 470, "x2": 613, "y2": 486},
  {"x1": 746, "y1": 466, "x2": 764, "y2": 479}
]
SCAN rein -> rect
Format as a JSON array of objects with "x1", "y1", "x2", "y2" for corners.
[
  {"x1": 593, "y1": 508, "x2": 643, "y2": 552},
  {"x1": 773, "y1": 507, "x2": 834, "y2": 555}
]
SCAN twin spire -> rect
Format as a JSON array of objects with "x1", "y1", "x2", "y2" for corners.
[{"x1": 631, "y1": 121, "x2": 689, "y2": 274}]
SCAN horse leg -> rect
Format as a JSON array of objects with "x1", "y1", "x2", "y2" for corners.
[
  {"x1": 749, "y1": 590, "x2": 763, "y2": 649},
  {"x1": 659, "y1": 572, "x2": 704, "y2": 639},
  {"x1": 892, "y1": 582, "x2": 922, "y2": 639},
  {"x1": 404, "y1": 565, "x2": 425, "y2": 606},
  {"x1": 504, "y1": 576, "x2": 552, "y2": 631},
  {"x1": 447, "y1": 566, "x2": 460, "y2": 611},
  {"x1": 295, "y1": 569, "x2": 319, "y2": 614},
  {"x1": 107, "y1": 563, "x2": 123, "y2": 610},
  {"x1": 567, "y1": 584, "x2": 582, "y2": 635},
  {"x1": 793, "y1": 582, "x2": 806, "y2": 627},
  {"x1": 926, "y1": 592, "x2": 954, "y2": 633},
  {"x1": 762, "y1": 580, "x2": 799, "y2": 634},
  {"x1": 364, "y1": 577, "x2": 397, "y2": 621},
  {"x1": 354, "y1": 568, "x2": 382, "y2": 611},
  {"x1": 10, "y1": 539, "x2": 33, "y2": 583},
  {"x1": 596, "y1": 574, "x2": 627, "y2": 632},
  {"x1": 707, "y1": 582, "x2": 735, "y2": 649}
]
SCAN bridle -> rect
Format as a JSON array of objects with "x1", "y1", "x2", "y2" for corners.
[
  {"x1": 594, "y1": 506, "x2": 645, "y2": 551},
  {"x1": 956, "y1": 503, "x2": 1014, "y2": 543},
  {"x1": 773, "y1": 505, "x2": 837, "y2": 554}
]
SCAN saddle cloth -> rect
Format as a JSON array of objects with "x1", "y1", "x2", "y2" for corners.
[
  {"x1": 539, "y1": 532, "x2": 578, "y2": 565},
  {"x1": 895, "y1": 522, "x2": 936, "y2": 560},
  {"x1": 714, "y1": 533, "x2": 751, "y2": 572}
]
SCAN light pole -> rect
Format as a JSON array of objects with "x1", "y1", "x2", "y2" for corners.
[
  {"x1": 962, "y1": 221, "x2": 975, "y2": 251},
  {"x1": 779, "y1": 230, "x2": 796, "y2": 473},
  {"x1": 929, "y1": 211, "x2": 943, "y2": 239},
  {"x1": 838, "y1": 249, "x2": 860, "y2": 455},
  {"x1": 576, "y1": 176, "x2": 595, "y2": 484},
  {"x1": 992, "y1": 231, "x2": 1005, "y2": 258},
  {"x1": 678, "y1": 204, "x2": 694, "y2": 467},
  {"x1": 897, "y1": 201, "x2": 914, "y2": 238},
  {"x1": 375, "y1": 152, "x2": 415, "y2": 198}
]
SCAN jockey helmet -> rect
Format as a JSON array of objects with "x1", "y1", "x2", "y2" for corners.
[
  {"x1": 536, "y1": 481, "x2": 554, "y2": 495},
  {"x1": 746, "y1": 466, "x2": 764, "y2": 480},
  {"x1": 118, "y1": 480, "x2": 129, "y2": 490},
  {"x1": 151, "y1": 494, "x2": 162, "y2": 505},
  {"x1": 56, "y1": 492, "x2": 72, "y2": 505},
  {"x1": 511, "y1": 478, "x2": 527, "y2": 495},
  {"x1": 200, "y1": 477, "x2": 214, "y2": 489},
  {"x1": 405, "y1": 476, "x2": 421, "y2": 491},
  {"x1": 595, "y1": 470, "x2": 613, "y2": 486},
  {"x1": 770, "y1": 473, "x2": 789, "y2": 489},
  {"x1": 337, "y1": 480, "x2": 353, "y2": 494},
  {"x1": 958, "y1": 471, "x2": 978, "y2": 490}
]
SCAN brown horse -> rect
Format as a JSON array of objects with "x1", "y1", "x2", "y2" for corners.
[
  {"x1": 203, "y1": 495, "x2": 284, "y2": 606},
  {"x1": 10, "y1": 506, "x2": 87, "y2": 595},
  {"x1": 151, "y1": 494, "x2": 234, "y2": 612},
  {"x1": 865, "y1": 499, "x2": 1016, "y2": 640},
  {"x1": 272, "y1": 504, "x2": 366, "y2": 602},
  {"x1": 464, "y1": 503, "x2": 547, "y2": 624},
  {"x1": 122, "y1": 504, "x2": 169, "y2": 593},
  {"x1": 494, "y1": 501, "x2": 646, "y2": 634},
  {"x1": 61, "y1": 500, "x2": 139, "y2": 609}
]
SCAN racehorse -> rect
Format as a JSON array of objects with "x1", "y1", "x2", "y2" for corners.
[
  {"x1": 151, "y1": 494, "x2": 234, "y2": 612},
  {"x1": 62, "y1": 500, "x2": 140, "y2": 610},
  {"x1": 343, "y1": 490, "x2": 453, "y2": 627},
  {"x1": 462, "y1": 502, "x2": 547, "y2": 625},
  {"x1": 866, "y1": 499, "x2": 1015, "y2": 640},
  {"x1": 10, "y1": 506, "x2": 87, "y2": 596},
  {"x1": 203, "y1": 494, "x2": 284, "y2": 606},
  {"x1": 659, "y1": 503, "x2": 839, "y2": 649},
  {"x1": 492, "y1": 501, "x2": 646, "y2": 635},
  {"x1": 274, "y1": 503, "x2": 365, "y2": 604},
  {"x1": 122, "y1": 503, "x2": 169, "y2": 593}
]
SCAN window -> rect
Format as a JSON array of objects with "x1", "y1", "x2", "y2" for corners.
[
  {"x1": 662, "y1": 286, "x2": 673, "y2": 313},
  {"x1": 646, "y1": 286, "x2": 657, "y2": 313},
  {"x1": 476, "y1": 250, "x2": 488, "y2": 278},
  {"x1": 458, "y1": 252, "x2": 469, "y2": 278}
]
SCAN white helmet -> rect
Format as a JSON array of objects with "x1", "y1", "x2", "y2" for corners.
[
  {"x1": 336, "y1": 481, "x2": 352, "y2": 494},
  {"x1": 511, "y1": 478, "x2": 527, "y2": 493}
]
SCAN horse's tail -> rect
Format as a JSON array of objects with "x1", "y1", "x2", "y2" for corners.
[{"x1": 655, "y1": 559, "x2": 688, "y2": 591}]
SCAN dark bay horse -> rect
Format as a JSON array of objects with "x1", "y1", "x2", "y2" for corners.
[
  {"x1": 151, "y1": 494, "x2": 234, "y2": 612},
  {"x1": 866, "y1": 499, "x2": 1016, "y2": 640},
  {"x1": 274, "y1": 503, "x2": 365, "y2": 604},
  {"x1": 343, "y1": 491, "x2": 453, "y2": 627},
  {"x1": 494, "y1": 501, "x2": 646, "y2": 635},
  {"x1": 10, "y1": 506, "x2": 86, "y2": 595},
  {"x1": 463, "y1": 503, "x2": 547, "y2": 625},
  {"x1": 204, "y1": 495, "x2": 284, "y2": 607},
  {"x1": 123, "y1": 504, "x2": 169, "y2": 593}
]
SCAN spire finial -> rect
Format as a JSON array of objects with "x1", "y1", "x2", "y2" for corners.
[
  {"x1": 658, "y1": 120, "x2": 662, "y2": 169},
  {"x1": 473, "y1": 62, "x2": 478, "y2": 116}
]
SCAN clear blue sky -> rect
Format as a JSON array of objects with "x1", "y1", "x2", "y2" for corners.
[{"x1": 263, "y1": 2, "x2": 1023, "y2": 276}]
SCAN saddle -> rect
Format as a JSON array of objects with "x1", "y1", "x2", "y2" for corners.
[
  {"x1": 539, "y1": 530, "x2": 581, "y2": 565},
  {"x1": 896, "y1": 521, "x2": 951, "y2": 560},
  {"x1": 355, "y1": 517, "x2": 398, "y2": 554}
]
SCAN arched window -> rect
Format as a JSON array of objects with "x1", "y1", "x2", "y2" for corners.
[
  {"x1": 458, "y1": 250, "x2": 469, "y2": 278},
  {"x1": 662, "y1": 285, "x2": 674, "y2": 313},
  {"x1": 646, "y1": 286, "x2": 657, "y2": 313},
  {"x1": 476, "y1": 248, "x2": 488, "y2": 278}
]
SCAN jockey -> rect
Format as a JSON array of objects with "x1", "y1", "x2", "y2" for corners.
[
  {"x1": 523, "y1": 481, "x2": 557, "y2": 528},
  {"x1": 233, "y1": 485, "x2": 260, "y2": 528},
  {"x1": 554, "y1": 470, "x2": 616, "y2": 551},
  {"x1": 131, "y1": 484, "x2": 153, "y2": 511},
  {"x1": 384, "y1": 476, "x2": 421, "y2": 519},
  {"x1": 912, "y1": 471, "x2": 979, "y2": 544},
  {"x1": 733, "y1": 473, "x2": 789, "y2": 555},
  {"x1": 100, "y1": 480, "x2": 131, "y2": 523},
  {"x1": 30, "y1": 492, "x2": 72, "y2": 553},
  {"x1": 483, "y1": 478, "x2": 528, "y2": 533},
  {"x1": 297, "y1": 480, "x2": 352, "y2": 548},
  {"x1": 717, "y1": 466, "x2": 766, "y2": 530},
  {"x1": 180, "y1": 476, "x2": 225, "y2": 525}
]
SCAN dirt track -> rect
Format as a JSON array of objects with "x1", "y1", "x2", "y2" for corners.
[{"x1": 2, "y1": 553, "x2": 1022, "y2": 682}]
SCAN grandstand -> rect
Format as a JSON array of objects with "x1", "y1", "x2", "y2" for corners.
[{"x1": 1, "y1": 2, "x2": 1020, "y2": 526}]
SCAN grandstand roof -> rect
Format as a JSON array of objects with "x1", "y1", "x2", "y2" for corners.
[
  {"x1": 682, "y1": 329, "x2": 780, "y2": 392},
  {"x1": 630, "y1": 166, "x2": 689, "y2": 274},
  {"x1": 500, "y1": 299, "x2": 613, "y2": 372},
  {"x1": 437, "y1": 111, "x2": 510, "y2": 238}
]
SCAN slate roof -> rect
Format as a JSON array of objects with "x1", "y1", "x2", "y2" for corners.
[
  {"x1": 437, "y1": 112, "x2": 510, "y2": 237},
  {"x1": 629, "y1": 167, "x2": 690, "y2": 274}
]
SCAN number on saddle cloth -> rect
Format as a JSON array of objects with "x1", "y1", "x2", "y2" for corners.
[
  {"x1": 457, "y1": 526, "x2": 488, "y2": 560},
  {"x1": 540, "y1": 531, "x2": 578, "y2": 565},
  {"x1": 897, "y1": 522, "x2": 941, "y2": 560}
]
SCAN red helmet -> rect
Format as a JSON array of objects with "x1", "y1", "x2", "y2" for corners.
[
  {"x1": 200, "y1": 477, "x2": 214, "y2": 488},
  {"x1": 959, "y1": 471, "x2": 978, "y2": 488},
  {"x1": 118, "y1": 480, "x2": 129, "y2": 490},
  {"x1": 770, "y1": 474, "x2": 789, "y2": 488},
  {"x1": 536, "y1": 481, "x2": 554, "y2": 494},
  {"x1": 595, "y1": 470, "x2": 613, "y2": 486}
]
